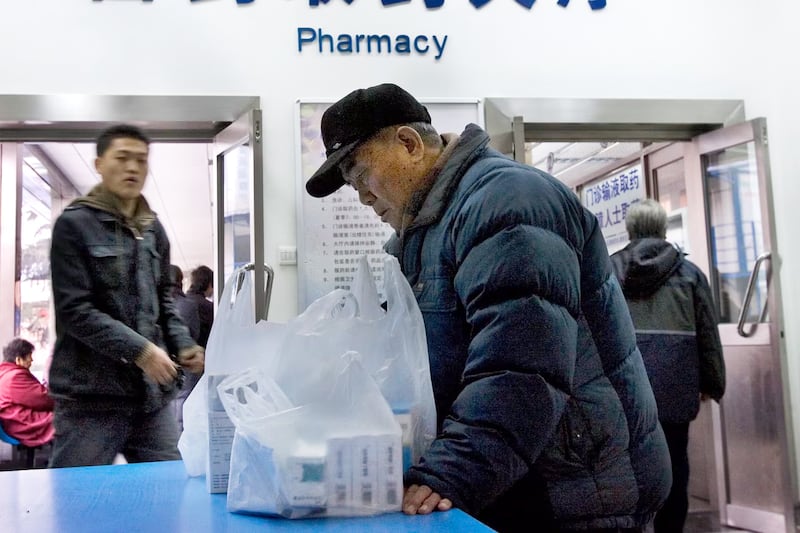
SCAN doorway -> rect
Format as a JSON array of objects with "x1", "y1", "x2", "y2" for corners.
[
  {"x1": 647, "y1": 120, "x2": 793, "y2": 533},
  {"x1": 485, "y1": 98, "x2": 795, "y2": 532},
  {"x1": 0, "y1": 95, "x2": 266, "y2": 352}
]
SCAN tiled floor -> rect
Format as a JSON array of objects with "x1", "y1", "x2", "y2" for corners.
[
  {"x1": 685, "y1": 497, "x2": 753, "y2": 533},
  {"x1": 685, "y1": 510, "x2": 753, "y2": 533}
]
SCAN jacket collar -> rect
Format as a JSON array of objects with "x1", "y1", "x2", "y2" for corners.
[
  {"x1": 69, "y1": 184, "x2": 156, "y2": 236},
  {"x1": 411, "y1": 124, "x2": 490, "y2": 230}
]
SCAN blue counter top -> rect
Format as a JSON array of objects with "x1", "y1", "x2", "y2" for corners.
[{"x1": 0, "y1": 460, "x2": 494, "y2": 532}]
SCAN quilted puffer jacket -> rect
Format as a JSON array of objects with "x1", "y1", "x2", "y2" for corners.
[{"x1": 391, "y1": 124, "x2": 671, "y2": 531}]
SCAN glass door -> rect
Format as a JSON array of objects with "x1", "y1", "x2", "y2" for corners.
[
  {"x1": 577, "y1": 121, "x2": 794, "y2": 531},
  {"x1": 0, "y1": 143, "x2": 21, "y2": 347},
  {"x1": 212, "y1": 109, "x2": 271, "y2": 320},
  {"x1": 688, "y1": 119, "x2": 795, "y2": 533}
]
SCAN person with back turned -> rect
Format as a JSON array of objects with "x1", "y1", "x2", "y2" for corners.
[
  {"x1": 172, "y1": 265, "x2": 214, "y2": 429},
  {"x1": 611, "y1": 199, "x2": 725, "y2": 533},
  {"x1": 48, "y1": 124, "x2": 205, "y2": 467},
  {"x1": 305, "y1": 83, "x2": 671, "y2": 532}
]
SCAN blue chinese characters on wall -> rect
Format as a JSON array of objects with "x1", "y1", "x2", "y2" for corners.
[
  {"x1": 307, "y1": 0, "x2": 606, "y2": 8},
  {"x1": 98, "y1": 0, "x2": 606, "y2": 9},
  {"x1": 581, "y1": 165, "x2": 644, "y2": 253}
]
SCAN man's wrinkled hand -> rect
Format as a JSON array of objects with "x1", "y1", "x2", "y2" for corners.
[
  {"x1": 403, "y1": 484, "x2": 452, "y2": 515},
  {"x1": 178, "y1": 345, "x2": 205, "y2": 374},
  {"x1": 136, "y1": 344, "x2": 179, "y2": 385}
]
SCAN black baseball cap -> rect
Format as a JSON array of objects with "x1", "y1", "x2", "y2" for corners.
[{"x1": 305, "y1": 83, "x2": 432, "y2": 198}]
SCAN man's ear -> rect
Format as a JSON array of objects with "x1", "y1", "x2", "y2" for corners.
[
  {"x1": 94, "y1": 157, "x2": 103, "y2": 175},
  {"x1": 395, "y1": 126, "x2": 425, "y2": 161}
]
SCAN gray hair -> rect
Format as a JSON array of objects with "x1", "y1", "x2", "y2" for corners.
[
  {"x1": 626, "y1": 199, "x2": 667, "y2": 239},
  {"x1": 407, "y1": 122, "x2": 442, "y2": 148}
]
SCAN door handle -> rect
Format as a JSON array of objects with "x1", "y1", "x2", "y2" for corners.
[
  {"x1": 241, "y1": 262, "x2": 275, "y2": 321},
  {"x1": 736, "y1": 251, "x2": 771, "y2": 337}
]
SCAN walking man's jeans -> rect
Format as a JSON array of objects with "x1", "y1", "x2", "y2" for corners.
[
  {"x1": 654, "y1": 421, "x2": 690, "y2": 533},
  {"x1": 49, "y1": 401, "x2": 180, "y2": 468}
]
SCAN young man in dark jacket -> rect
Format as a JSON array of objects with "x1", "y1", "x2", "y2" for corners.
[
  {"x1": 48, "y1": 124, "x2": 205, "y2": 467},
  {"x1": 305, "y1": 83, "x2": 671, "y2": 532},
  {"x1": 611, "y1": 199, "x2": 726, "y2": 533}
]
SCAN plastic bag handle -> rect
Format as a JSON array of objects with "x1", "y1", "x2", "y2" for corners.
[
  {"x1": 217, "y1": 265, "x2": 255, "y2": 327},
  {"x1": 216, "y1": 370, "x2": 293, "y2": 426}
]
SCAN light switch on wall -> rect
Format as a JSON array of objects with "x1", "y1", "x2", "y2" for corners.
[{"x1": 278, "y1": 245, "x2": 297, "y2": 265}]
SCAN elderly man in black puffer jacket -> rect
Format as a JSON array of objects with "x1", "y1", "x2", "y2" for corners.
[{"x1": 305, "y1": 83, "x2": 671, "y2": 532}]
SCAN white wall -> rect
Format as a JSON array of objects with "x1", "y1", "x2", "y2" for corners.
[{"x1": 3, "y1": 0, "x2": 800, "y2": 474}]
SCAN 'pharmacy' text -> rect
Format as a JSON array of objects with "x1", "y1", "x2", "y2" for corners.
[{"x1": 297, "y1": 28, "x2": 448, "y2": 60}]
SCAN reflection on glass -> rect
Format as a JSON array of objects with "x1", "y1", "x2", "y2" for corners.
[
  {"x1": 20, "y1": 148, "x2": 54, "y2": 377},
  {"x1": 654, "y1": 159, "x2": 688, "y2": 253},
  {"x1": 705, "y1": 143, "x2": 766, "y2": 324},
  {"x1": 222, "y1": 144, "x2": 252, "y2": 283},
  {"x1": 654, "y1": 159, "x2": 687, "y2": 212}
]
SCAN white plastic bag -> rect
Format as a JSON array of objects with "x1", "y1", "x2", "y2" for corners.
[
  {"x1": 223, "y1": 351, "x2": 404, "y2": 518},
  {"x1": 220, "y1": 256, "x2": 436, "y2": 518},
  {"x1": 177, "y1": 373, "x2": 208, "y2": 476}
]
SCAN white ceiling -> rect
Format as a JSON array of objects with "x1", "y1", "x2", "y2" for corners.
[
  {"x1": 34, "y1": 142, "x2": 215, "y2": 274},
  {"x1": 527, "y1": 141, "x2": 644, "y2": 188}
]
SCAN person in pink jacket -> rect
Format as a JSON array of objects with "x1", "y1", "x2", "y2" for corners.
[{"x1": 0, "y1": 338, "x2": 55, "y2": 447}]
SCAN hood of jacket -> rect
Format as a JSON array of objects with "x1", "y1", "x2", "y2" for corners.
[
  {"x1": 611, "y1": 238, "x2": 683, "y2": 298},
  {"x1": 69, "y1": 184, "x2": 156, "y2": 235},
  {"x1": 0, "y1": 361, "x2": 22, "y2": 379}
]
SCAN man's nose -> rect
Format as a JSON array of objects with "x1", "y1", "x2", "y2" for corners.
[{"x1": 357, "y1": 187, "x2": 376, "y2": 206}]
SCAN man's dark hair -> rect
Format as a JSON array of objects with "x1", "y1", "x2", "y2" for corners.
[
  {"x1": 3, "y1": 338, "x2": 34, "y2": 363},
  {"x1": 96, "y1": 124, "x2": 150, "y2": 157},
  {"x1": 169, "y1": 265, "x2": 184, "y2": 290},
  {"x1": 189, "y1": 265, "x2": 214, "y2": 293}
]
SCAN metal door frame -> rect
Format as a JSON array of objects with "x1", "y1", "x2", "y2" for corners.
[
  {"x1": 0, "y1": 144, "x2": 22, "y2": 344},
  {"x1": 0, "y1": 95, "x2": 259, "y2": 142},
  {"x1": 484, "y1": 96, "x2": 746, "y2": 163},
  {"x1": 212, "y1": 109, "x2": 270, "y2": 321}
]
